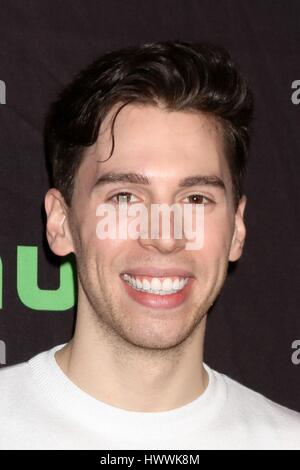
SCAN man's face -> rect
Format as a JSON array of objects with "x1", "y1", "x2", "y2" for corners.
[{"x1": 46, "y1": 103, "x2": 246, "y2": 350}]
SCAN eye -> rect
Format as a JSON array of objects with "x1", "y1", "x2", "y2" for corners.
[
  {"x1": 184, "y1": 194, "x2": 213, "y2": 205},
  {"x1": 108, "y1": 192, "x2": 139, "y2": 204}
]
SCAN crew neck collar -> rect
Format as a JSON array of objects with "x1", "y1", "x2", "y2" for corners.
[{"x1": 29, "y1": 343, "x2": 227, "y2": 440}]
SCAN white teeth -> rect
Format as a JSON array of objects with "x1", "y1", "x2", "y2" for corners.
[
  {"x1": 162, "y1": 278, "x2": 173, "y2": 292},
  {"x1": 151, "y1": 277, "x2": 161, "y2": 292},
  {"x1": 122, "y1": 274, "x2": 189, "y2": 295},
  {"x1": 142, "y1": 279, "x2": 151, "y2": 291}
]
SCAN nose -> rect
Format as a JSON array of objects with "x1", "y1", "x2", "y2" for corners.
[
  {"x1": 138, "y1": 208, "x2": 187, "y2": 254},
  {"x1": 139, "y1": 234, "x2": 186, "y2": 254}
]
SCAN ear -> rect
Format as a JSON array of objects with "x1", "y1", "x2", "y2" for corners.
[
  {"x1": 44, "y1": 188, "x2": 75, "y2": 256},
  {"x1": 229, "y1": 194, "x2": 247, "y2": 262}
]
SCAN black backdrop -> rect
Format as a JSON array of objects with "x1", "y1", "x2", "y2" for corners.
[{"x1": 0, "y1": 0, "x2": 299, "y2": 412}]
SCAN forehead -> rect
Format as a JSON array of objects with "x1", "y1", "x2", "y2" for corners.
[{"x1": 75, "y1": 102, "x2": 231, "y2": 187}]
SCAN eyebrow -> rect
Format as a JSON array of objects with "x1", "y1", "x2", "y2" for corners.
[{"x1": 93, "y1": 171, "x2": 226, "y2": 192}]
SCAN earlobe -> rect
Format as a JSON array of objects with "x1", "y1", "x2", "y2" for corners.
[{"x1": 44, "y1": 189, "x2": 75, "y2": 256}]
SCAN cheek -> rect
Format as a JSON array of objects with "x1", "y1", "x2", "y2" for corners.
[{"x1": 202, "y1": 212, "x2": 232, "y2": 259}]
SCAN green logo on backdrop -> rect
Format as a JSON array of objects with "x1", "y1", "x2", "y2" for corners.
[{"x1": 0, "y1": 246, "x2": 76, "y2": 311}]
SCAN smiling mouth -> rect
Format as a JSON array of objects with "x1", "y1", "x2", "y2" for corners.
[
  {"x1": 120, "y1": 272, "x2": 194, "y2": 311},
  {"x1": 121, "y1": 273, "x2": 190, "y2": 295}
]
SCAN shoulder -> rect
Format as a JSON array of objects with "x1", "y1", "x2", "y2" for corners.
[
  {"x1": 216, "y1": 368, "x2": 300, "y2": 448},
  {"x1": 0, "y1": 345, "x2": 58, "y2": 415},
  {"x1": 0, "y1": 344, "x2": 64, "y2": 397},
  {"x1": 0, "y1": 359, "x2": 31, "y2": 386},
  {"x1": 223, "y1": 371, "x2": 300, "y2": 421},
  {"x1": 0, "y1": 360, "x2": 33, "y2": 409}
]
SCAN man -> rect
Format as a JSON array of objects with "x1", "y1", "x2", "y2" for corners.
[{"x1": 0, "y1": 40, "x2": 299, "y2": 450}]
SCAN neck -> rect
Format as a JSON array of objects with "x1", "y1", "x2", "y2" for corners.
[{"x1": 55, "y1": 305, "x2": 208, "y2": 412}]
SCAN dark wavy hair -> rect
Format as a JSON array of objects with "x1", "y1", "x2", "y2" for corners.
[{"x1": 44, "y1": 40, "x2": 254, "y2": 210}]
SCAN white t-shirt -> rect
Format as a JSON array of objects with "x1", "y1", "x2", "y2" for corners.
[{"x1": 0, "y1": 343, "x2": 299, "y2": 450}]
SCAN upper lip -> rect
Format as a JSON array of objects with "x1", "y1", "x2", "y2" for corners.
[{"x1": 120, "y1": 267, "x2": 195, "y2": 278}]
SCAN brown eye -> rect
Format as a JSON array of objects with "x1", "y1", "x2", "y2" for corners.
[{"x1": 186, "y1": 194, "x2": 211, "y2": 205}]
